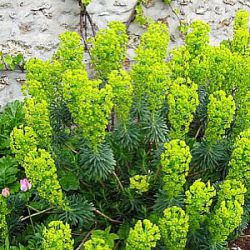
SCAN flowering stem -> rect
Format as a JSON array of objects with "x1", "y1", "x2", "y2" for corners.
[
  {"x1": 20, "y1": 207, "x2": 53, "y2": 222},
  {"x1": 65, "y1": 143, "x2": 79, "y2": 154},
  {"x1": 75, "y1": 225, "x2": 96, "y2": 250},
  {"x1": 26, "y1": 204, "x2": 40, "y2": 212},
  {"x1": 92, "y1": 208, "x2": 122, "y2": 224},
  {"x1": 113, "y1": 172, "x2": 124, "y2": 191},
  {"x1": 195, "y1": 125, "x2": 202, "y2": 139},
  {"x1": 153, "y1": 164, "x2": 162, "y2": 184},
  {"x1": 27, "y1": 206, "x2": 35, "y2": 233}
]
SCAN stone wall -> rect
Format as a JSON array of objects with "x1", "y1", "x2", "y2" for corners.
[{"x1": 0, "y1": 0, "x2": 249, "y2": 108}]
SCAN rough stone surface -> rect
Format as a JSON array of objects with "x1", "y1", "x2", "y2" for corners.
[
  {"x1": 0, "y1": 71, "x2": 25, "y2": 110},
  {"x1": 0, "y1": 0, "x2": 250, "y2": 106}
]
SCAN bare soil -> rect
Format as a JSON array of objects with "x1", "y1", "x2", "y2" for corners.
[{"x1": 230, "y1": 226, "x2": 250, "y2": 250}]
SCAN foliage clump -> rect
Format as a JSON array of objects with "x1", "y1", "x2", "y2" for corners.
[{"x1": 84, "y1": 227, "x2": 118, "y2": 250}]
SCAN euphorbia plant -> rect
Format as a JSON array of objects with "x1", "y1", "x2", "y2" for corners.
[
  {"x1": 161, "y1": 139, "x2": 191, "y2": 200},
  {"x1": 126, "y1": 219, "x2": 160, "y2": 250},
  {"x1": 0, "y1": 10, "x2": 248, "y2": 250},
  {"x1": 42, "y1": 221, "x2": 74, "y2": 250}
]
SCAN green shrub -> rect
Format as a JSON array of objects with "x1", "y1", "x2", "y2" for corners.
[{"x1": 0, "y1": 10, "x2": 249, "y2": 250}]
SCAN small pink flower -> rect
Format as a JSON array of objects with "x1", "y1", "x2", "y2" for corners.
[
  {"x1": 20, "y1": 178, "x2": 32, "y2": 192},
  {"x1": 1, "y1": 187, "x2": 10, "y2": 197}
]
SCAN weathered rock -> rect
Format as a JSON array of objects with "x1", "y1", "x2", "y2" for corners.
[
  {"x1": 0, "y1": 72, "x2": 25, "y2": 110},
  {"x1": 0, "y1": 2, "x2": 12, "y2": 8},
  {"x1": 195, "y1": 5, "x2": 207, "y2": 15},
  {"x1": 0, "y1": 75, "x2": 9, "y2": 85},
  {"x1": 214, "y1": 6, "x2": 224, "y2": 15},
  {"x1": 87, "y1": 0, "x2": 138, "y2": 29},
  {"x1": 0, "y1": 0, "x2": 80, "y2": 61},
  {"x1": 0, "y1": 0, "x2": 249, "y2": 106},
  {"x1": 223, "y1": 0, "x2": 237, "y2": 6},
  {"x1": 179, "y1": 0, "x2": 190, "y2": 5}
]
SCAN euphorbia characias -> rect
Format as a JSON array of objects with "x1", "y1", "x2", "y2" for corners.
[
  {"x1": 132, "y1": 51, "x2": 170, "y2": 113},
  {"x1": 167, "y1": 77, "x2": 199, "y2": 139},
  {"x1": 1, "y1": 10, "x2": 249, "y2": 249},
  {"x1": 185, "y1": 180, "x2": 216, "y2": 231},
  {"x1": 138, "y1": 21, "x2": 170, "y2": 60},
  {"x1": 24, "y1": 149, "x2": 63, "y2": 207},
  {"x1": 10, "y1": 126, "x2": 63, "y2": 206},
  {"x1": 25, "y1": 59, "x2": 54, "y2": 92},
  {"x1": 84, "y1": 227, "x2": 118, "y2": 250},
  {"x1": 129, "y1": 175, "x2": 150, "y2": 193},
  {"x1": 227, "y1": 129, "x2": 250, "y2": 193},
  {"x1": 90, "y1": 21, "x2": 128, "y2": 79},
  {"x1": 208, "y1": 180, "x2": 246, "y2": 244},
  {"x1": 24, "y1": 59, "x2": 61, "y2": 102},
  {"x1": 168, "y1": 46, "x2": 191, "y2": 79},
  {"x1": 126, "y1": 219, "x2": 161, "y2": 250},
  {"x1": 233, "y1": 91, "x2": 250, "y2": 138},
  {"x1": 132, "y1": 22, "x2": 171, "y2": 113},
  {"x1": 84, "y1": 238, "x2": 111, "y2": 250},
  {"x1": 161, "y1": 139, "x2": 191, "y2": 199},
  {"x1": 42, "y1": 221, "x2": 74, "y2": 250},
  {"x1": 205, "y1": 90, "x2": 236, "y2": 143},
  {"x1": 135, "y1": 3, "x2": 148, "y2": 26},
  {"x1": 0, "y1": 195, "x2": 9, "y2": 243},
  {"x1": 159, "y1": 206, "x2": 189, "y2": 250},
  {"x1": 10, "y1": 126, "x2": 38, "y2": 165},
  {"x1": 82, "y1": 0, "x2": 91, "y2": 6},
  {"x1": 53, "y1": 31, "x2": 84, "y2": 72},
  {"x1": 201, "y1": 45, "x2": 235, "y2": 94},
  {"x1": 231, "y1": 9, "x2": 249, "y2": 55},
  {"x1": 108, "y1": 69, "x2": 133, "y2": 124},
  {"x1": 24, "y1": 97, "x2": 52, "y2": 149},
  {"x1": 62, "y1": 69, "x2": 113, "y2": 149},
  {"x1": 23, "y1": 30, "x2": 84, "y2": 104},
  {"x1": 163, "y1": 0, "x2": 172, "y2": 4},
  {"x1": 185, "y1": 20, "x2": 210, "y2": 56}
]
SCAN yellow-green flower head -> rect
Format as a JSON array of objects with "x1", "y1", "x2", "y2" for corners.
[
  {"x1": 126, "y1": 219, "x2": 161, "y2": 250},
  {"x1": 130, "y1": 175, "x2": 150, "y2": 193},
  {"x1": 42, "y1": 221, "x2": 74, "y2": 250},
  {"x1": 159, "y1": 206, "x2": 189, "y2": 250}
]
